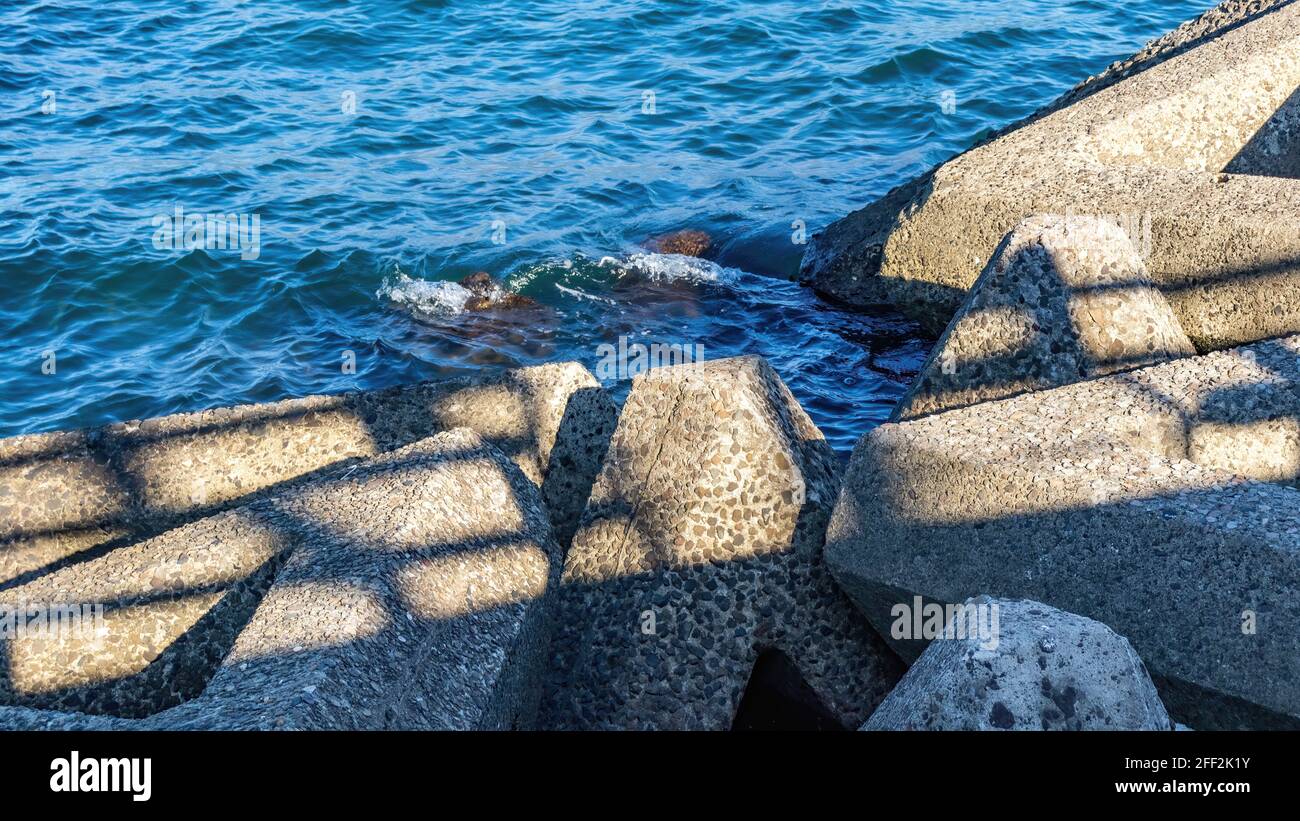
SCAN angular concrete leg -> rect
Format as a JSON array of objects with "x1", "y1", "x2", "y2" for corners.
[
  {"x1": 803, "y1": 1, "x2": 1300, "y2": 353},
  {"x1": 540, "y1": 356, "x2": 902, "y2": 730},
  {"x1": 862, "y1": 597, "x2": 1173, "y2": 730},
  {"x1": 0, "y1": 362, "x2": 615, "y2": 586},
  {"x1": 827, "y1": 337, "x2": 1300, "y2": 729},
  {"x1": 0, "y1": 429, "x2": 562, "y2": 730},
  {"x1": 895, "y1": 215, "x2": 1194, "y2": 420}
]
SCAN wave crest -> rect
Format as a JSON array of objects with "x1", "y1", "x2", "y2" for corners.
[{"x1": 603, "y1": 252, "x2": 740, "y2": 285}]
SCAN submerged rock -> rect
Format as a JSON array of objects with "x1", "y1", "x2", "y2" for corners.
[
  {"x1": 862, "y1": 597, "x2": 1173, "y2": 731},
  {"x1": 642, "y1": 229, "x2": 714, "y2": 259},
  {"x1": 458, "y1": 271, "x2": 539, "y2": 310}
]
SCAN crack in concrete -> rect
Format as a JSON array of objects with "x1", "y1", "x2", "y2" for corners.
[{"x1": 615, "y1": 374, "x2": 693, "y2": 561}]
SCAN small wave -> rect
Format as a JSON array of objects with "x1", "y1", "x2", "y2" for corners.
[
  {"x1": 603, "y1": 253, "x2": 741, "y2": 286},
  {"x1": 377, "y1": 272, "x2": 472, "y2": 315}
]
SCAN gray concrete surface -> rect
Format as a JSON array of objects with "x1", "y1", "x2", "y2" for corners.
[
  {"x1": 0, "y1": 429, "x2": 561, "y2": 729},
  {"x1": 862, "y1": 597, "x2": 1173, "y2": 730},
  {"x1": 802, "y1": 1, "x2": 1300, "y2": 354},
  {"x1": 540, "y1": 356, "x2": 903, "y2": 729},
  {"x1": 827, "y1": 336, "x2": 1300, "y2": 729},
  {"x1": 0, "y1": 362, "x2": 616, "y2": 587},
  {"x1": 894, "y1": 215, "x2": 1194, "y2": 420}
]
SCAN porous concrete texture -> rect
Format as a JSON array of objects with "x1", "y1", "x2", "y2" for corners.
[
  {"x1": 802, "y1": 0, "x2": 1300, "y2": 352},
  {"x1": 827, "y1": 335, "x2": 1300, "y2": 730},
  {"x1": 862, "y1": 597, "x2": 1173, "y2": 731},
  {"x1": 894, "y1": 215, "x2": 1195, "y2": 420},
  {"x1": 1044, "y1": 0, "x2": 1296, "y2": 118},
  {"x1": 540, "y1": 356, "x2": 902, "y2": 730},
  {"x1": 0, "y1": 361, "x2": 615, "y2": 586},
  {"x1": 0, "y1": 428, "x2": 561, "y2": 730}
]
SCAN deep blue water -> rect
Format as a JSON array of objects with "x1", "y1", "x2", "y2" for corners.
[{"x1": 0, "y1": 0, "x2": 1209, "y2": 454}]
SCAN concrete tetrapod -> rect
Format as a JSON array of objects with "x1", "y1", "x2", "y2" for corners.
[
  {"x1": 827, "y1": 335, "x2": 1300, "y2": 729},
  {"x1": 0, "y1": 362, "x2": 616, "y2": 587},
  {"x1": 540, "y1": 356, "x2": 903, "y2": 730},
  {"x1": 0, "y1": 429, "x2": 561, "y2": 730},
  {"x1": 862, "y1": 597, "x2": 1173, "y2": 731},
  {"x1": 893, "y1": 215, "x2": 1195, "y2": 421},
  {"x1": 803, "y1": 0, "x2": 1300, "y2": 353}
]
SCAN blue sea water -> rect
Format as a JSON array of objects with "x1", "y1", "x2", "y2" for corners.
[{"x1": 0, "y1": 0, "x2": 1209, "y2": 454}]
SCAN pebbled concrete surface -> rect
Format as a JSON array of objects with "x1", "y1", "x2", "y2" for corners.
[
  {"x1": 539, "y1": 356, "x2": 902, "y2": 729},
  {"x1": 862, "y1": 596, "x2": 1173, "y2": 731},
  {"x1": 0, "y1": 429, "x2": 562, "y2": 730},
  {"x1": 894, "y1": 215, "x2": 1195, "y2": 421}
]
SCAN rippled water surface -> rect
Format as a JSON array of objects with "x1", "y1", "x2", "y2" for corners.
[{"x1": 0, "y1": 0, "x2": 1210, "y2": 453}]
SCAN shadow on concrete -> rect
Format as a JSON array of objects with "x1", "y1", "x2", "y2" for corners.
[
  {"x1": 0, "y1": 439, "x2": 561, "y2": 727},
  {"x1": 0, "y1": 377, "x2": 616, "y2": 727}
]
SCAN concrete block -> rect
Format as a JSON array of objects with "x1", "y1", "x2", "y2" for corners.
[
  {"x1": 803, "y1": 0, "x2": 1300, "y2": 353},
  {"x1": 827, "y1": 336, "x2": 1300, "y2": 729},
  {"x1": 0, "y1": 429, "x2": 561, "y2": 730},
  {"x1": 0, "y1": 363, "x2": 615, "y2": 586},
  {"x1": 540, "y1": 356, "x2": 902, "y2": 730},
  {"x1": 895, "y1": 215, "x2": 1194, "y2": 420},
  {"x1": 862, "y1": 597, "x2": 1172, "y2": 730}
]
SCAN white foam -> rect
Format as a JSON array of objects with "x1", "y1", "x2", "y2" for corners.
[
  {"x1": 604, "y1": 252, "x2": 740, "y2": 285},
  {"x1": 377, "y1": 272, "x2": 472, "y2": 316}
]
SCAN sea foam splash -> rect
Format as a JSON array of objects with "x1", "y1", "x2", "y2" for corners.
[
  {"x1": 377, "y1": 272, "x2": 472, "y2": 316},
  {"x1": 379, "y1": 252, "x2": 739, "y2": 319},
  {"x1": 603, "y1": 253, "x2": 741, "y2": 285}
]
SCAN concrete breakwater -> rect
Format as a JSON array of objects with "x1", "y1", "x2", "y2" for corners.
[
  {"x1": 5, "y1": 336, "x2": 1223, "y2": 730},
  {"x1": 4, "y1": 0, "x2": 1298, "y2": 730},
  {"x1": 0, "y1": 357, "x2": 904, "y2": 730},
  {"x1": 801, "y1": 0, "x2": 1300, "y2": 348},
  {"x1": 817, "y1": 0, "x2": 1300, "y2": 730},
  {"x1": 0, "y1": 364, "x2": 617, "y2": 728},
  {"x1": 0, "y1": 349, "x2": 1187, "y2": 731}
]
